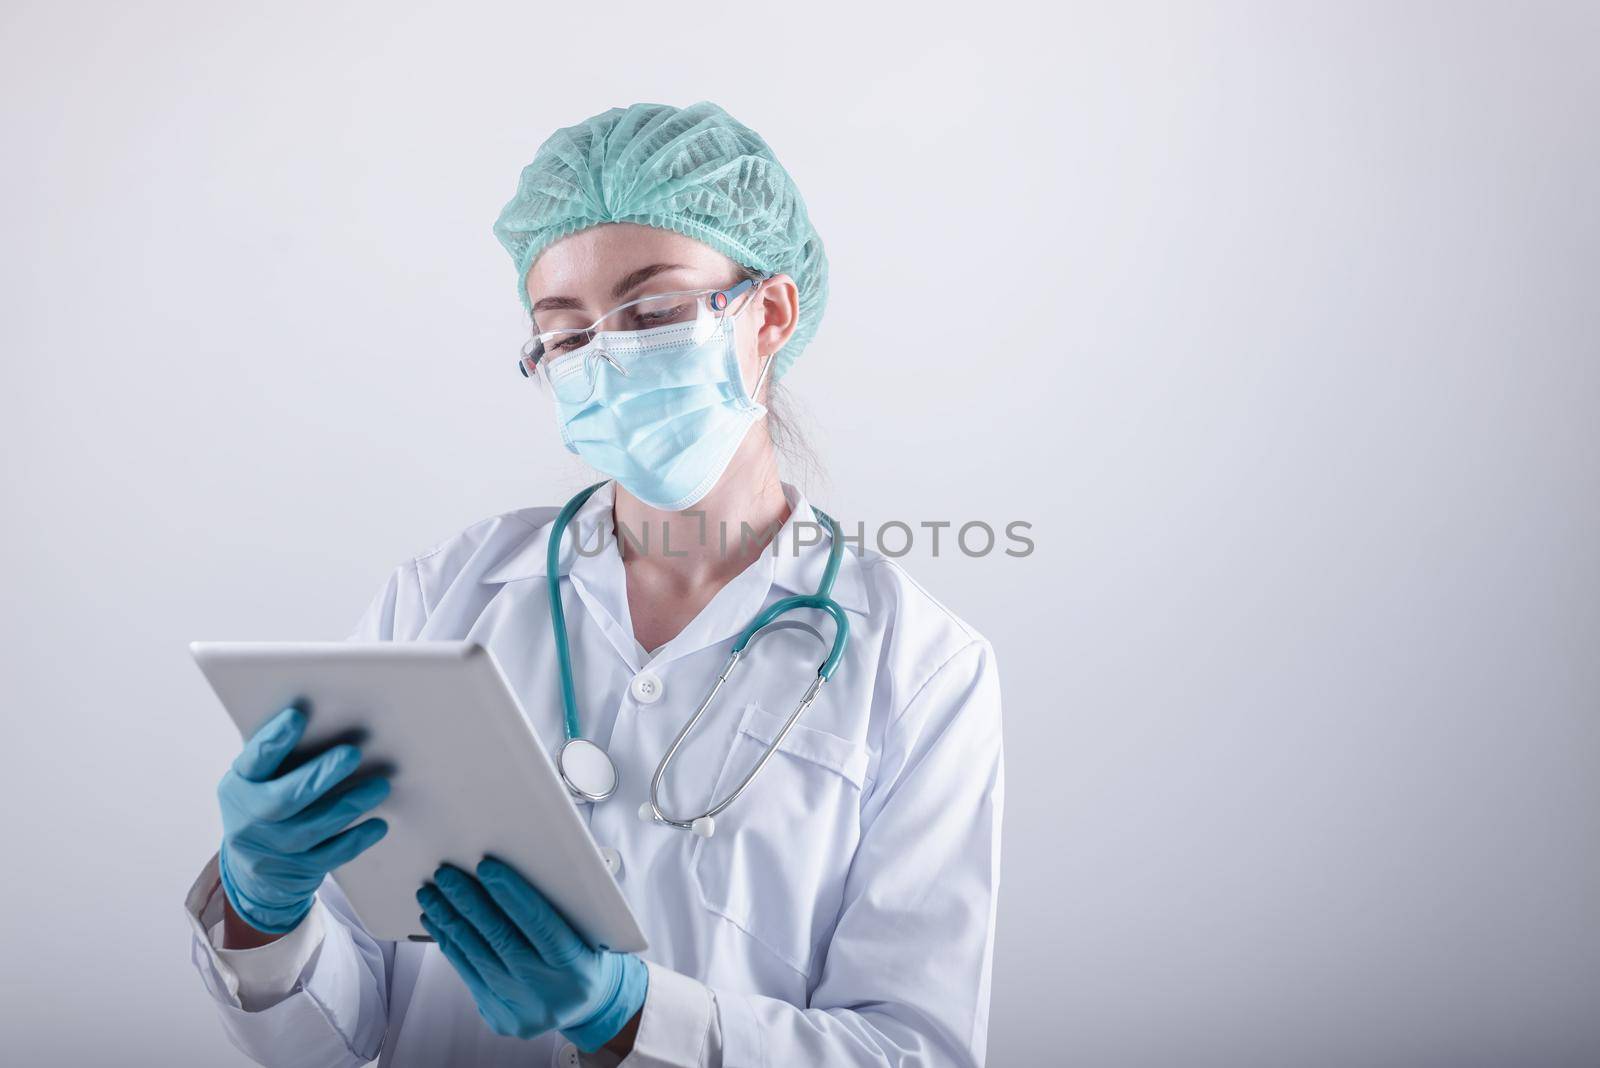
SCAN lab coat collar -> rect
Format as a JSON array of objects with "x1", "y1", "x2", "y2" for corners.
[
  {"x1": 479, "y1": 479, "x2": 868, "y2": 616},
  {"x1": 481, "y1": 479, "x2": 620, "y2": 586}
]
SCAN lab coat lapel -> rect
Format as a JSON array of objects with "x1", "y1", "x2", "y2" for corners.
[
  {"x1": 567, "y1": 536, "x2": 648, "y2": 673},
  {"x1": 488, "y1": 480, "x2": 648, "y2": 675},
  {"x1": 560, "y1": 485, "x2": 649, "y2": 674}
]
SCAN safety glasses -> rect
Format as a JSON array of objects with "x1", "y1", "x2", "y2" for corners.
[{"x1": 517, "y1": 276, "x2": 768, "y2": 405}]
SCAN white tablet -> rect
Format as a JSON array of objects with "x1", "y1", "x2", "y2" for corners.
[{"x1": 190, "y1": 640, "x2": 648, "y2": 953}]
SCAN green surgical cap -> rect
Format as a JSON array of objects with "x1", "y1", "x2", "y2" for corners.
[{"x1": 491, "y1": 100, "x2": 829, "y2": 382}]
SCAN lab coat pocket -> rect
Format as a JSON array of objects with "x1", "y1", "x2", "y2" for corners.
[{"x1": 690, "y1": 700, "x2": 868, "y2": 976}]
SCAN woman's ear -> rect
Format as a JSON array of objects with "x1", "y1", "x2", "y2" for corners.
[{"x1": 753, "y1": 273, "x2": 800, "y2": 368}]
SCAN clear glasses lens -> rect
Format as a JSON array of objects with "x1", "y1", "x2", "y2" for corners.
[{"x1": 528, "y1": 287, "x2": 753, "y2": 404}]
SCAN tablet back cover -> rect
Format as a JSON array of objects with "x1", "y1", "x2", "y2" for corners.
[{"x1": 191, "y1": 640, "x2": 648, "y2": 953}]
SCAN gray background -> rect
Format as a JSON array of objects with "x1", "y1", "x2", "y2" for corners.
[{"x1": 2, "y1": 2, "x2": 1597, "y2": 1065}]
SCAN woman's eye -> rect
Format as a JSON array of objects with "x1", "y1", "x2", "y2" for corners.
[{"x1": 631, "y1": 301, "x2": 693, "y2": 327}]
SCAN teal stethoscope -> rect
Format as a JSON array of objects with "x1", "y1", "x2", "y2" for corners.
[{"x1": 548, "y1": 482, "x2": 850, "y2": 839}]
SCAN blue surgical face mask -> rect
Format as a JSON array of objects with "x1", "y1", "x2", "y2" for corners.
[{"x1": 552, "y1": 315, "x2": 773, "y2": 512}]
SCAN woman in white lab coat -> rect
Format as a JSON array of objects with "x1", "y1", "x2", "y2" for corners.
[{"x1": 185, "y1": 100, "x2": 1004, "y2": 1068}]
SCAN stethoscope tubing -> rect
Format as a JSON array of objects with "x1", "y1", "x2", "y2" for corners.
[
  {"x1": 547, "y1": 481, "x2": 848, "y2": 836},
  {"x1": 548, "y1": 482, "x2": 603, "y2": 743}
]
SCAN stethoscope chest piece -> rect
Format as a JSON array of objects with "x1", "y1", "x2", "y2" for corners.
[{"x1": 558, "y1": 737, "x2": 617, "y2": 803}]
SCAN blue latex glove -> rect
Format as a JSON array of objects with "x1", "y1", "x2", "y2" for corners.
[
  {"x1": 217, "y1": 704, "x2": 391, "y2": 933},
  {"x1": 417, "y1": 858, "x2": 648, "y2": 1053}
]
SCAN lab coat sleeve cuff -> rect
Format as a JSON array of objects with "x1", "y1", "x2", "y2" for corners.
[
  {"x1": 183, "y1": 851, "x2": 328, "y2": 1010},
  {"x1": 185, "y1": 852, "x2": 388, "y2": 1066},
  {"x1": 620, "y1": 960, "x2": 716, "y2": 1068}
]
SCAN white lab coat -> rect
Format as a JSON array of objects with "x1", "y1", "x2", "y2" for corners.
[{"x1": 184, "y1": 480, "x2": 1004, "y2": 1067}]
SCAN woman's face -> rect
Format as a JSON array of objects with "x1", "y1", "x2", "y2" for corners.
[{"x1": 524, "y1": 223, "x2": 798, "y2": 403}]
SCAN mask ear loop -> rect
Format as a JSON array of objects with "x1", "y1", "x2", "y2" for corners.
[
  {"x1": 730, "y1": 276, "x2": 777, "y2": 403},
  {"x1": 750, "y1": 348, "x2": 777, "y2": 402}
]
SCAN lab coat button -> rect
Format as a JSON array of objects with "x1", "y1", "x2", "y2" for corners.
[
  {"x1": 556, "y1": 1042, "x2": 580, "y2": 1067},
  {"x1": 630, "y1": 670, "x2": 664, "y2": 704},
  {"x1": 599, "y1": 846, "x2": 623, "y2": 878}
]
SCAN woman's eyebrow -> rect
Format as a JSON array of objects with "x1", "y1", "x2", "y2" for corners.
[
  {"x1": 531, "y1": 263, "x2": 691, "y2": 315},
  {"x1": 611, "y1": 262, "x2": 690, "y2": 301}
]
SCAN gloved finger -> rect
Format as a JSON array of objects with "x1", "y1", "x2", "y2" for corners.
[
  {"x1": 431, "y1": 866, "x2": 541, "y2": 973},
  {"x1": 421, "y1": 914, "x2": 520, "y2": 1038},
  {"x1": 299, "y1": 815, "x2": 389, "y2": 871},
  {"x1": 262, "y1": 776, "x2": 392, "y2": 854},
  {"x1": 247, "y1": 744, "x2": 363, "y2": 822},
  {"x1": 418, "y1": 912, "x2": 484, "y2": 987},
  {"x1": 233, "y1": 706, "x2": 308, "y2": 781},
  {"x1": 418, "y1": 882, "x2": 516, "y2": 985},
  {"x1": 477, "y1": 856, "x2": 588, "y2": 969}
]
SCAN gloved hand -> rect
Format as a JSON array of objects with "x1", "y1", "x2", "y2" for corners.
[
  {"x1": 417, "y1": 858, "x2": 648, "y2": 1053},
  {"x1": 217, "y1": 704, "x2": 391, "y2": 934}
]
